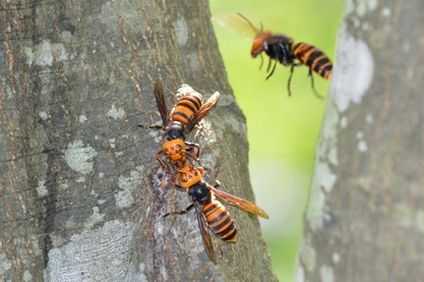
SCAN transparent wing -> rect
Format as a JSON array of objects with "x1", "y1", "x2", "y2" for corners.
[
  {"x1": 188, "y1": 92, "x2": 220, "y2": 131},
  {"x1": 212, "y1": 12, "x2": 258, "y2": 38},
  {"x1": 153, "y1": 80, "x2": 169, "y2": 127},
  {"x1": 208, "y1": 184, "x2": 269, "y2": 219},
  {"x1": 195, "y1": 204, "x2": 216, "y2": 263}
]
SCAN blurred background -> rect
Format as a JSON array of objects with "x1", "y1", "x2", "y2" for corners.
[{"x1": 210, "y1": 1, "x2": 344, "y2": 280}]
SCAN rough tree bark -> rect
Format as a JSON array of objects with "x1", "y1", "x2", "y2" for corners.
[
  {"x1": 298, "y1": 1, "x2": 424, "y2": 281},
  {"x1": 0, "y1": 1, "x2": 276, "y2": 281}
]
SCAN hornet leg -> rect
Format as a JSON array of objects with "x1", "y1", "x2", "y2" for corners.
[
  {"x1": 287, "y1": 64, "x2": 295, "y2": 97},
  {"x1": 156, "y1": 150, "x2": 173, "y2": 174},
  {"x1": 138, "y1": 114, "x2": 164, "y2": 130},
  {"x1": 265, "y1": 61, "x2": 277, "y2": 80},
  {"x1": 259, "y1": 54, "x2": 264, "y2": 70},
  {"x1": 155, "y1": 151, "x2": 175, "y2": 189},
  {"x1": 266, "y1": 57, "x2": 272, "y2": 73},
  {"x1": 287, "y1": 63, "x2": 303, "y2": 97},
  {"x1": 138, "y1": 123, "x2": 162, "y2": 129},
  {"x1": 162, "y1": 204, "x2": 195, "y2": 218},
  {"x1": 308, "y1": 68, "x2": 323, "y2": 99}
]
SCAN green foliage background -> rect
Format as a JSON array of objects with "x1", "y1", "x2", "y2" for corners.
[{"x1": 210, "y1": 1, "x2": 344, "y2": 280}]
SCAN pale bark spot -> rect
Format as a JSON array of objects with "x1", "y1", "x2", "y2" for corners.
[
  {"x1": 188, "y1": 51, "x2": 201, "y2": 71},
  {"x1": 332, "y1": 27, "x2": 374, "y2": 112},
  {"x1": 45, "y1": 221, "x2": 135, "y2": 281},
  {"x1": 32, "y1": 40, "x2": 68, "y2": 66},
  {"x1": 175, "y1": 17, "x2": 189, "y2": 46},
  {"x1": 395, "y1": 203, "x2": 414, "y2": 228},
  {"x1": 306, "y1": 182, "x2": 328, "y2": 231},
  {"x1": 64, "y1": 140, "x2": 98, "y2": 175},
  {"x1": 0, "y1": 254, "x2": 11, "y2": 274},
  {"x1": 39, "y1": 111, "x2": 49, "y2": 121},
  {"x1": 127, "y1": 263, "x2": 148, "y2": 282},
  {"x1": 36, "y1": 179, "x2": 48, "y2": 197},
  {"x1": 357, "y1": 0, "x2": 378, "y2": 17},
  {"x1": 382, "y1": 7, "x2": 391, "y2": 17},
  {"x1": 107, "y1": 104, "x2": 125, "y2": 120},
  {"x1": 76, "y1": 176, "x2": 85, "y2": 183},
  {"x1": 320, "y1": 265, "x2": 335, "y2": 282},
  {"x1": 415, "y1": 210, "x2": 424, "y2": 234},
  {"x1": 332, "y1": 253, "x2": 340, "y2": 264},
  {"x1": 366, "y1": 113, "x2": 374, "y2": 124},
  {"x1": 340, "y1": 116, "x2": 348, "y2": 128},
  {"x1": 115, "y1": 166, "x2": 144, "y2": 208},
  {"x1": 296, "y1": 264, "x2": 305, "y2": 282},
  {"x1": 23, "y1": 270, "x2": 32, "y2": 282},
  {"x1": 109, "y1": 138, "x2": 116, "y2": 149},
  {"x1": 358, "y1": 140, "x2": 368, "y2": 152},
  {"x1": 300, "y1": 242, "x2": 316, "y2": 272},
  {"x1": 79, "y1": 115, "x2": 88, "y2": 123},
  {"x1": 307, "y1": 102, "x2": 338, "y2": 230},
  {"x1": 317, "y1": 162, "x2": 337, "y2": 193}
]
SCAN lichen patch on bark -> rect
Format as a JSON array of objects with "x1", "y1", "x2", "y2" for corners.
[
  {"x1": 26, "y1": 40, "x2": 68, "y2": 66},
  {"x1": 332, "y1": 27, "x2": 374, "y2": 112},
  {"x1": 0, "y1": 254, "x2": 11, "y2": 275},
  {"x1": 45, "y1": 221, "x2": 135, "y2": 281},
  {"x1": 107, "y1": 104, "x2": 126, "y2": 120},
  {"x1": 64, "y1": 140, "x2": 98, "y2": 175},
  {"x1": 115, "y1": 165, "x2": 144, "y2": 209},
  {"x1": 174, "y1": 17, "x2": 189, "y2": 46},
  {"x1": 320, "y1": 265, "x2": 335, "y2": 282}
]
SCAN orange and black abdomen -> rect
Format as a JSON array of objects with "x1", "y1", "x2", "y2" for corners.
[
  {"x1": 202, "y1": 201, "x2": 237, "y2": 242},
  {"x1": 171, "y1": 93, "x2": 202, "y2": 126},
  {"x1": 292, "y1": 42, "x2": 333, "y2": 80}
]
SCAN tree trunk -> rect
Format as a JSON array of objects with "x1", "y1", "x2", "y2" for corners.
[
  {"x1": 298, "y1": 1, "x2": 424, "y2": 281},
  {"x1": 0, "y1": 1, "x2": 276, "y2": 281}
]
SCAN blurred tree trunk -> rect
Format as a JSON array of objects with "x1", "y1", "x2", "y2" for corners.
[
  {"x1": 0, "y1": 1, "x2": 276, "y2": 281},
  {"x1": 298, "y1": 1, "x2": 424, "y2": 281}
]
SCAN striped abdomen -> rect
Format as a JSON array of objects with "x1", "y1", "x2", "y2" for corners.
[
  {"x1": 292, "y1": 42, "x2": 332, "y2": 80},
  {"x1": 202, "y1": 200, "x2": 237, "y2": 242},
  {"x1": 170, "y1": 93, "x2": 202, "y2": 125}
]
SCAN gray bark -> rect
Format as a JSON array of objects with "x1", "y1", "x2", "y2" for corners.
[
  {"x1": 0, "y1": 1, "x2": 276, "y2": 281},
  {"x1": 298, "y1": 1, "x2": 424, "y2": 281}
]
